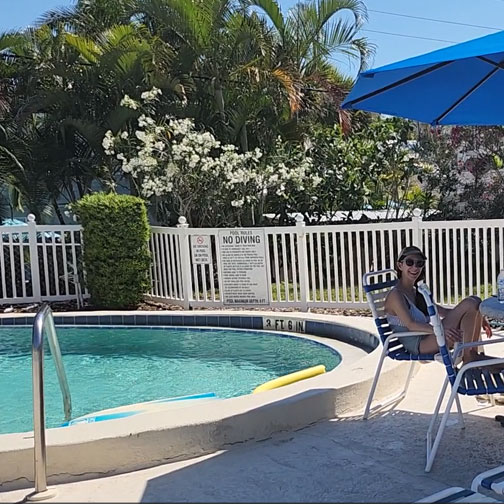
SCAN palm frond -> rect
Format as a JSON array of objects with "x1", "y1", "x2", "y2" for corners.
[
  {"x1": 65, "y1": 33, "x2": 102, "y2": 63},
  {"x1": 316, "y1": 0, "x2": 367, "y2": 30},
  {"x1": 245, "y1": 0, "x2": 285, "y2": 37},
  {"x1": 272, "y1": 67, "x2": 302, "y2": 114},
  {"x1": 36, "y1": 6, "x2": 79, "y2": 28}
]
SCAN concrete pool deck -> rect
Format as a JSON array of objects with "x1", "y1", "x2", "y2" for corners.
[{"x1": 3, "y1": 350, "x2": 504, "y2": 503}]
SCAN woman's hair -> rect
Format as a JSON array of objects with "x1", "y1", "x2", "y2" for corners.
[{"x1": 395, "y1": 246, "x2": 428, "y2": 316}]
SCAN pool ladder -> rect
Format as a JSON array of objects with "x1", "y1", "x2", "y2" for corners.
[{"x1": 28, "y1": 303, "x2": 72, "y2": 501}]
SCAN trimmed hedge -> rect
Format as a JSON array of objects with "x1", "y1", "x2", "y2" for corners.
[{"x1": 72, "y1": 193, "x2": 151, "y2": 309}]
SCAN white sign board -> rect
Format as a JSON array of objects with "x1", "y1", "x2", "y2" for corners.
[
  {"x1": 263, "y1": 316, "x2": 306, "y2": 333},
  {"x1": 191, "y1": 235, "x2": 211, "y2": 265},
  {"x1": 218, "y1": 229, "x2": 269, "y2": 306}
]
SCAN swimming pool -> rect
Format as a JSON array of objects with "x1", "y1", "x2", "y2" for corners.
[{"x1": 0, "y1": 326, "x2": 341, "y2": 435}]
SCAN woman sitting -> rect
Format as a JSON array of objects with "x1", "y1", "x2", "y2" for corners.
[{"x1": 385, "y1": 245, "x2": 492, "y2": 364}]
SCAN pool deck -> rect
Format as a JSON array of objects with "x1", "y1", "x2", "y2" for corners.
[{"x1": 3, "y1": 329, "x2": 504, "y2": 502}]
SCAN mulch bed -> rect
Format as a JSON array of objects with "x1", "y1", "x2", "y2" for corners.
[{"x1": 2, "y1": 300, "x2": 372, "y2": 318}]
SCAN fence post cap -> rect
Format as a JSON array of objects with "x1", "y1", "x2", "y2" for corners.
[
  {"x1": 27, "y1": 214, "x2": 36, "y2": 223},
  {"x1": 295, "y1": 214, "x2": 304, "y2": 223},
  {"x1": 412, "y1": 208, "x2": 422, "y2": 217},
  {"x1": 177, "y1": 216, "x2": 189, "y2": 228}
]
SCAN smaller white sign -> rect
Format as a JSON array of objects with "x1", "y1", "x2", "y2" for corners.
[
  {"x1": 191, "y1": 235, "x2": 211, "y2": 264},
  {"x1": 262, "y1": 317, "x2": 306, "y2": 333}
]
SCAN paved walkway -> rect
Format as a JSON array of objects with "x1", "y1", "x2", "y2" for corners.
[{"x1": 3, "y1": 349, "x2": 504, "y2": 502}]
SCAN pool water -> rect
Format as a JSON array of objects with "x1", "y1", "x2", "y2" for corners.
[{"x1": 0, "y1": 326, "x2": 341, "y2": 435}]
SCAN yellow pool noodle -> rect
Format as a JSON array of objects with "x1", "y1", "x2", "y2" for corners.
[{"x1": 252, "y1": 365, "x2": 326, "y2": 393}]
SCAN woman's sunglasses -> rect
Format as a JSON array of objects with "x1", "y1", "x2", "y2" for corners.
[{"x1": 402, "y1": 258, "x2": 425, "y2": 268}]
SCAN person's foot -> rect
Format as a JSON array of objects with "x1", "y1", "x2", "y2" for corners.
[{"x1": 476, "y1": 394, "x2": 492, "y2": 404}]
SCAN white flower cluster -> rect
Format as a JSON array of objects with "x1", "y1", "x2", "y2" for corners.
[
  {"x1": 264, "y1": 157, "x2": 316, "y2": 196},
  {"x1": 120, "y1": 95, "x2": 139, "y2": 110},
  {"x1": 141, "y1": 87, "x2": 162, "y2": 102},
  {"x1": 103, "y1": 92, "x2": 318, "y2": 211},
  {"x1": 102, "y1": 130, "x2": 115, "y2": 155}
]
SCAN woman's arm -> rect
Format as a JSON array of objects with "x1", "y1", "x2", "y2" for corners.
[{"x1": 386, "y1": 290, "x2": 433, "y2": 334}]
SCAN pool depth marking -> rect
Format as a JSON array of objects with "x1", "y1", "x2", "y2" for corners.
[{"x1": 263, "y1": 316, "x2": 306, "y2": 333}]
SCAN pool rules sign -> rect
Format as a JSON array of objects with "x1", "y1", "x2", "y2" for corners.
[{"x1": 218, "y1": 229, "x2": 269, "y2": 306}]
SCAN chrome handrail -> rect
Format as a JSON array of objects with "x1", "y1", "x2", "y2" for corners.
[{"x1": 31, "y1": 303, "x2": 72, "y2": 498}]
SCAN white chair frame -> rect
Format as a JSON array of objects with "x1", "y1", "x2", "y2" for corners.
[
  {"x1": 417, "y1": 283, "x2": 504, "y2": 472},
  {"x1": 363, "y1": 269, "x2": 445, "y2": 419},
  {"x1": 425, "y1": 339, "x2": 504, "y2": 472}
]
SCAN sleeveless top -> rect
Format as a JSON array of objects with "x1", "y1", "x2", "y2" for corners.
[{"x1": 386, "y1": 288, "x2": 429, "y2": 329}]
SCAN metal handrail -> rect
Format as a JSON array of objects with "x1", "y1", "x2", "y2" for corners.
[{"x1": 31, "y1": 303, "x2": 72, "y2": 499}]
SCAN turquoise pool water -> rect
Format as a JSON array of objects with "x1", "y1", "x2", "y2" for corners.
[{"x1": 0, "y1": 326, "x2": 341, "y2": 435}]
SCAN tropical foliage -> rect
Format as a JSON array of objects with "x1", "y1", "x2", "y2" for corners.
[{"x1": 0, "y1": 0, "x2": 376, "y2": 223}]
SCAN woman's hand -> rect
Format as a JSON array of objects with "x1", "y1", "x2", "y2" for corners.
[
  {"x1": 445, "y1": 327, "x2": 463, "y2": 346},
  {"x1": 482, "y1": 317, "x2": 493, "y2": 338}
]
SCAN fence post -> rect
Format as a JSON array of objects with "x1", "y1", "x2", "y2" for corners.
[
  {"x1": 27, "y1": 214, "x2": 42, "y2": 302},
  {"x1": 177, "y1": 216, "x2": 192, "y2": 310},
  {"x1": 295, "y1": 215, "x2": 309, "y2": 311},
  {"x1": 411, "y1": 208, "x2": 423, "y2": 249}
]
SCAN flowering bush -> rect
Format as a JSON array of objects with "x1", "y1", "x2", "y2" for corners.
[
  {"x1": 264, "y1": 118, "x2": 424, "y2": 223},
  {"x1": 416, "y1": 126, "x2": 504, "y2": 219},
  {"x1": 102, "y1": 88, "x2": 320, "y2": 226}
]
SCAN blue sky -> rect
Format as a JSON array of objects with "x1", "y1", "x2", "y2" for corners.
[{"x1": 3, "y1": 0, "x2": 504, "y2": 77}]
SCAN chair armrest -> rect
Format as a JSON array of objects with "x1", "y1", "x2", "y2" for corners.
[
  {"x1": 389, "y1": 331, "x2": 431, "y2": 338},
  {"x1": 452, "y1": 337, "x2": 504, "y2": 360},
  {"x1": 457, "y1": 357, "x2": 504, "y2": 374}
]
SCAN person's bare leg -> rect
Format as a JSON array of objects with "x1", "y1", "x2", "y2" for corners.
[
  {"x1": 418, "y1": 333, "x2": 439, "y2": 354},
  {"x1": 472, "y1": 310, "x2": 484, "y2": 353},
  {"x1": 442, "y1": 297, "x2": 481, "y2": 363}
]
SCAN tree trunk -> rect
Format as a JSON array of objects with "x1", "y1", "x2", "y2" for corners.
[
  {"x1": 214, "y1": 80, "x2": 225, "y2": 120},
  {"x1": 240, "y1": 123, "x2": 249, "y2": 152},
  {"x1": 53, "y1": 198, "x2": 65, "y2": 224}
]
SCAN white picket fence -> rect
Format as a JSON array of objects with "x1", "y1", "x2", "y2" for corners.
[
  {"x1": 2, "y1": 212, "x2": 504, "y2": 310},
  {"x1": 0, "y1": 215, "x2": 86, "y2": 305},
  {"x1": 148, "y1": 212, "x2": 504, "y2": 310}
]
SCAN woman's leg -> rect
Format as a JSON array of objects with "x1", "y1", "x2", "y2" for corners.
[
  {"x1": 418, "y1": 333, "x2": 439, "y2": 354},
  {"x1": 473, "y1": 310, "x2": 484, "y2": 353},
  {"x1": 441, "y1": 296, "x2": 482, "y2": 362}
]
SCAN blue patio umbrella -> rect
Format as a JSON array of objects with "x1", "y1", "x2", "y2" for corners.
[{"x1": 341, "y1": 30, "x2": 504, "y2": 125}]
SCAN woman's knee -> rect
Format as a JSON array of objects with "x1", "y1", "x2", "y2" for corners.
[{"x1": 461, "y1": 296, "x2": 481, "y2": 312}]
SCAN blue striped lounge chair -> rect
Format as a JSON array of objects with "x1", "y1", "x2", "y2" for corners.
[
  {"x1": 362, "y1": 269, "x2": 462, "y2": 420},
  {"x1": 417, "y1": 465, "x2": 504, "y2": 502},
  {"x1": 416, "y1": 486, "x2": 500, "y2": 503},
  {"x1": 417, "y1": 283, "x2": 504, "y2": 472},
  {"x1": 472, "y1": 465, "x2": 504, "y2": 497}
]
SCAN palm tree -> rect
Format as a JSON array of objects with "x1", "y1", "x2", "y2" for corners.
[
  {"x1": 131, "y1": 0, "x2": 301, "y2": 150},
  {"x1": 247, "y1": 0, "x2": 373, "y2": 121}
]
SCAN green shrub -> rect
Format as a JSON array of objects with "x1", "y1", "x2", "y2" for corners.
[{"x1": 72, "y1": 193, "x2": 151, "y2": 309}]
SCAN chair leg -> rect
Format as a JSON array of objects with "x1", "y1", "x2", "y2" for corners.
[
  {"x1": 363, "y1": 347, "x2": 388, "y2": 420},
  {"x1": 403, "y1": 360, "x2": 417, "y2": 397},
  {"x1": 363, "y1": 352, "x2": 415, "y2": 420},
  {"x1": 425, "y1": 385, "x2": 459, "y2": 472},
  {"x1": 426, "y1": 376, "x2": 449, "y2": 460},
  {"x1": 454, "y1": 394, "x2": 465, "y2": 429}
]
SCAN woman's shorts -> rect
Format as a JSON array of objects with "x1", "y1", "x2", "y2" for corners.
[{"x1": 390, "y1": 325, "x2": 424, "y2": 355}]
